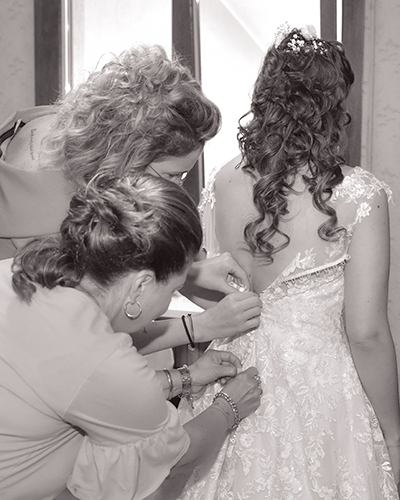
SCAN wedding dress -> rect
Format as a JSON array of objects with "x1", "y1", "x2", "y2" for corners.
[{"x1": 178, "y1": 165, "x2": 399, "y2": 499}]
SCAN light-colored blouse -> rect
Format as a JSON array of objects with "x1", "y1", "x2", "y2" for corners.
[{"x1": 0, "y1": 259, "x2": 189, "y2": 500}]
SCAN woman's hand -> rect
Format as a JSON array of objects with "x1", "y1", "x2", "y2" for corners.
[
  {"x1": 216, "y1": 366, "x2": 261, "y2": 422},
  {"x1": 187, "y1": 252, "x2": 250, "y2": 295},
  {"x1": 189, "y1": 349, "x2": 241, "y2": 395},
  {"x1": 193, "y1": 291, "x2": 262, "y2": 342}
]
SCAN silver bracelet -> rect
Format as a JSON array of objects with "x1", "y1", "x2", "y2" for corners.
[
  {"x1": 212, "y1": 391, "x2": 241, "y2": 429},
  {"x1": 177, "y1": 364, "x2": 194, "y2": 409},
  {"x1": 163, "y1": 369, "x2": 174, "y2": 400}
]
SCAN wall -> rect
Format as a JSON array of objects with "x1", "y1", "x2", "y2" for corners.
[
  {"x1": 200, "y1": 0, "x2": 320, "y2": 179},
  {"x1": 362, "y1": 0, "x2": 400, "y2": 351},
  {"x1": 0, "y1": 0, "x2": 35, "y2": 125}
]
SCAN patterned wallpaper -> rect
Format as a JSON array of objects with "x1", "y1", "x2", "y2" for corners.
[
  {"x1": 0, "y1": 0, "x2": 35, "y2": 126},
  {"x1": 362, "y1": 0, "x2": 400, "y2": 349}
]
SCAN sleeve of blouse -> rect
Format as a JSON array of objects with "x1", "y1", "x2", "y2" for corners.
[{"x1": 65, "y1": 343, "x2": 190, "y2": 500}]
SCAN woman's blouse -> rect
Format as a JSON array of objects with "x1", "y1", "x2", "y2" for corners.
[{"x1": 0, "y1": 259, "x2": 189, "y2": 500}]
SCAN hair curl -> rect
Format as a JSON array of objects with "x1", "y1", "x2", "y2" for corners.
[
  {"x1": 238, "y1": 29, "x2": 355, "y2": 262},
  {"x1": 42, "y1": 44, "x2": 221, "y2": 188},
  {"x1": 12, "y1": 174, "x2": 202, "y2": 303}
]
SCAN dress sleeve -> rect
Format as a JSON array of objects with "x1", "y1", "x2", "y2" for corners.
[
  {"x1": 65, "y1": 344, "x2": 190, "y2": 500},
  {"x1": 198, "y1": 165, "x2": 222, "y2": 258}
]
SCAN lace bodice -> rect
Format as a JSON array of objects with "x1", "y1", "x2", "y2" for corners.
[{"x1": 178, "y1": 166, "x2": 397, "y2": 500}]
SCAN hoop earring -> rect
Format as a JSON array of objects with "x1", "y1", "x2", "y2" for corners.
[{"x1": 124, "y1": 300, "x2": 142, "y2": 320}]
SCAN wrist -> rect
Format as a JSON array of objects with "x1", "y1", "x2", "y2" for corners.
[
  {"x1": 191, "y1": 313, "x2": 206, "y2": 343},
  {"x1": 211, "y1": 397, "x2": 236, "y2": 430},
  {"x1": 212, "y1": 391, "x2": 241, "y2": 429},
  {"x1": 177, "y1": 364, "x2": 194, "y2": 409}
]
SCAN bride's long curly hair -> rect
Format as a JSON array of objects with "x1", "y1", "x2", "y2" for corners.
[{"x1": 238, "y1": 28, "x2": 355, "y2": 263}]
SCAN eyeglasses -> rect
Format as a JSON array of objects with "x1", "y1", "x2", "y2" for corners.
[{"x1": 147, "y1": 165, "x2": 188, "y2": 186}]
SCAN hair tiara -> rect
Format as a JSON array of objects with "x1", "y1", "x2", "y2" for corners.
[{"x1": 273, "y1": 22, "x2": 327, "y2": 55}]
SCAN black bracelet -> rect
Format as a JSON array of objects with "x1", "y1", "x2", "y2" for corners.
[{"x1": 181, "y1": 315, "x2": 195, "y2": 351}]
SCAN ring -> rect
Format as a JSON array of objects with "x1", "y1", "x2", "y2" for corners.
[{"x1": 253, "y1": 374, "x2": 261, "y2": 386}]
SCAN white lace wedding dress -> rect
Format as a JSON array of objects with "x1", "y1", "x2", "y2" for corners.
[{"x1": 178, "y1": 165, "x2": 399, "y2": 499}]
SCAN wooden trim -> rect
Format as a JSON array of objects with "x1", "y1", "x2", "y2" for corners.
[
  {"x1": 172, "y1": 0, "x2": 204, "y2": 206},
  {"x1": 342, "y1": 0, "x2": 365, "y2": 166},
  {"x1": 320, "y1": 0, "x2": 337, "y2": 40},
  {"x1": 34, "y1": 0, "x2": 63, "y2": 105}
]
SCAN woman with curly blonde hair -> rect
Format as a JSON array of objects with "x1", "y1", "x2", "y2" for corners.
[
  {"x1": 43, "y1": 44, "x2": 220, "y2": 188},
  {"x1": 177, "y1": 26, "x2": 400, "y2": 499}
]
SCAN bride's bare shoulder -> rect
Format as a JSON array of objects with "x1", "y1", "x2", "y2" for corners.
[
  {"x1": 215, "y1": 154, "x2": 248, "y2": 186},
  {"x1": 214, "y1": 154, "x2": 254, "y2": 209}
]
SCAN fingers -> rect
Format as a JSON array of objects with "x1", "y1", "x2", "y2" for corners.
[
  {"x1": 219, "y1": 252, "x2": 250, "y2": 293},
  {"x1": 211, "y1": 350, "x2": 242, "y2": 370},
  {"x1": 241, "y1": 366, "x2": 258, "y2": 378}
]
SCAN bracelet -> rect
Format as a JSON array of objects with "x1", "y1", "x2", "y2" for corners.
[
  {"x1": 187, "y1": 314, "x2": 195, "y2": 346},
  {"x1": 177, "y1": 364, "x2": 194, "y2": 409},
  {"x1": 163, "y1": 369, "x2": 174, "y2": 400},
  {"x1": 181, "y1": 315, "x2": 195, "y2": 351},
  {"x1": 212, "y1": 391, "x2": 241, "y2": 429}
]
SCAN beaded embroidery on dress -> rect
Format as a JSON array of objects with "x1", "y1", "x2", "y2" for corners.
[{"x1": 178, "y1": 166, "x2": 398, "y2": 500}]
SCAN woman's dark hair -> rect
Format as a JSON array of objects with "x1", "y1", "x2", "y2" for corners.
[
  {"x1": 42, "y1": 44, "x2": 221, "y2": 188},
  {"x1": 12, "y1": 174, "x2": 202, "y2": 303},
  {"x1": 238, "y1": 28, "x2": 355, "y2": 262}
]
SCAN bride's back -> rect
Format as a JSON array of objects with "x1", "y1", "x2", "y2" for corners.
[{"x1": 211, "y1": 157, "x2": 348, "y2": 295}]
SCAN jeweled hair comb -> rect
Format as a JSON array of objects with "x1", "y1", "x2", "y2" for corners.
[{"x1": 274, "y1": 23, "x2": 328, "y2": 55}]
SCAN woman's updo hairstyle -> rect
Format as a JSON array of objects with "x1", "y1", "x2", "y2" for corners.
[
  {"x1": 12, "y1": 174, "x2": 202, "y2": 303},
  {"x1": 238, "y1": 25, "x2": 355, "y2": 262}
]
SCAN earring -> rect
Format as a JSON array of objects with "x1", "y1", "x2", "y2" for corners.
[{"x1": 124, "y1": 300, "x2": 142, "y2": 320}]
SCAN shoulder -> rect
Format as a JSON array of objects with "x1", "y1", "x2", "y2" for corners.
[
  {"x1": 333, "y1": 166, "x2": 392, "y2": 203},
  {"x1": 215, "y1": 155, "x2": 242, "y2": 180},
  {"x1": 214, "y1": 155, "x2": 253, "y2": 196},
  {"x1": 5, "y1": 113, "x2": 57, "y2": 172},
  {"x1": 200, "y1": 154, "x2": 244, "y2": 212}
]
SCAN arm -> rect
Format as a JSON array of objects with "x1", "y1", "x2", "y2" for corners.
[
  {"x1": 123, "y1": 294, "x2": 261, "y2": 355},
  {"x1": 144, "y1": 366, "x2": 261, "y2": 500},
  {"x1": 156, "y1": 349, "x2": 243, "y2": 399},
  {"x1": 57, "y1": 356, "x2": 261, "y2": 500},
  {"x1": 344, "y1": 191, "x2": 400, "y2": 484}
]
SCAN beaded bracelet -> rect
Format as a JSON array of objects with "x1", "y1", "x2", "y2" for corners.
[
  {"x1": 177, "y1": 364, "x2": 194, "y2": 409},
  {"x1": 163, "y1": 369, "x2": 174, "y2": 400},
  {"x1": 212, "y1": 391, "x2": 241, "y2": 429},
  {"x1": 181, "y1": 315, "x2": 196, "y2": 351}
]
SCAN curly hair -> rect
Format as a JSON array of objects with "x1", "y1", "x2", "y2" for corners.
[
  {"x1": 238, "y1": 28, "x2": 355, "y2": 263},
  {"x1": 42, "y1": 44, "x2": 221, "y2": 188},
  {"x1": 12, "y1": 174, "x2": 202, "y2": 303}
]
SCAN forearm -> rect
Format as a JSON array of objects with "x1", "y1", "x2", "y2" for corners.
[
  {"x1": 132, "y1": 318, "x2": 192, "y2": 355},
  {"x1": 349, "y1": 328, "x2": 400, "y2": 444},
  {"x1": 145, "y1": 401, "x2": 232, "y2": 500},
  {"x1": 180, "y1": 280, "x2": 224, "y2": 310},
  {"x1": 133, "y1": 314, "x2": 212, "y2": 355}
]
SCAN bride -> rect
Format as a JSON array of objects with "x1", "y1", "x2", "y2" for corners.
[{"x1": 177, "y1": 25, "x2": 400, "y2": 499}]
